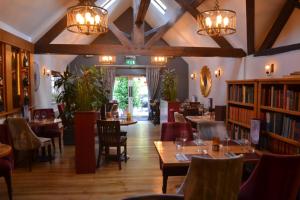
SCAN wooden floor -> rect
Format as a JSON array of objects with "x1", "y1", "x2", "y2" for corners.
[{"x1": 0, "y1": 121, "x2": 184, "y2": 200}]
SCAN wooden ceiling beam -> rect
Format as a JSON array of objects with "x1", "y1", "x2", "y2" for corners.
[
  {"x1": 135, "y1": 0, "x2": 151, "y2": 26},
  {"x1": 34, "y1": 44, "x2": 246, "y2": 57},
  {"x1": 191, "y1": 0, "x2": 206, "y2": 8},
  {"x1": 35, "y1": 15, "x2": 67, "y2": 46},
  {"x1": 144, "y1": 8, "x2": 185, "y2": 48},
  {"x1": 258, "y1": 0, "x2": 295, "y2": 52},
  {"x1": 255, "y1": 43, "x2": 300, "y2": 56},
  {"x1": 108, "y1": 23, "x2": 134, "y2": 48},
  {"x1": 246, "y1": 0, "x2": 255, "y2": 55},
  {"x1": 174, "y1": 0, "x2": 235, "y2": 49},
  {"x1": 0, "y1": 29, "x2": 34, "y2": 52}
]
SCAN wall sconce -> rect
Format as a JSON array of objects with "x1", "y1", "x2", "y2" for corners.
[
  {"x1": 190, "y1": 73, "x2": 196, "y2": 80},
  {"x1": 42, "y1": 67, "x2": 51, "y2": 76},
  {"x1": 214, "y1": 68, "x2": 223, "y2": 79},
  {"x1": 265, "y1": 64, "x2": 274, "y2": 76},
  {"x1": 99, "y1": 55, "x2": 116, "y2": 65}
]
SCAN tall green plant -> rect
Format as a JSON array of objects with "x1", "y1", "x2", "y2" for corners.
[
  {"x1": 54, "y1": 67, "x2": 109, "y2": 126},
  {"x1": 161, "y1": 69, "x2": 177, "y2": 101}
]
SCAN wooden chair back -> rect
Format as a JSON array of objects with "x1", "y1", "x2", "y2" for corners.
[
  {"x1": 97, "y1": 120, "x2": 121, "y2": 145},
  {"x1": 7, "y1": 118, "x2": 41, "y2": 151},
  {"x1": 179, "y1": 155, "x2": 244, "y2": 200}
]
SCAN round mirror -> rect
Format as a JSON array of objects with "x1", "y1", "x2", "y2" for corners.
[{"x1": 200, "y1": 66, "x2": 212, "y2": 97}]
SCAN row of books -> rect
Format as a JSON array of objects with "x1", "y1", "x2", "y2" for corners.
[
  {"x1": 227, "y1": 123, "x2": 249, "y2": 140},
  {"x1": 286, "y1": 90, "x2": 300, "y2": 111},
  {"x1": 228, "y1": 85, "x2": 254, "y2": 104},
  {"x1": 261, "y1": 86, "x2": 284, "y2": 108},
  {"x1": 228, "y1": 106, "x2": 255, "y2": 126},
  {"x1": 261, "y1": 112, "x2": 300, "y2": 142}
]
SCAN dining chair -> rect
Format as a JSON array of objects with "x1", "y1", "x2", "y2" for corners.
[
  {"x1": 177, "y1": 155, "x2": 244, "y2": 200},
  {"x1": 161, "y1": 122, "x2": 193, "y2": 141},
  {"x1": 0, "y1": 124, "x2": 13, "y2": 200},
  {"x1": 96, "y1": 120, "x2": 127, "y2": 170},
  {"x1": 7, "y1": 117, "x2": 52, "y2": 171},
  {"x1": 238, "y1": 153, "x2": 300, "y2": 200},
  {"x1": 123, "y1": 155, "x2": 244, "y2": 200},
  {"x1": 32, "y1": 108, "x2": 63, "y2": 154}
]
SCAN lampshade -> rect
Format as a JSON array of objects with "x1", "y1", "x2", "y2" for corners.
[
  {"x1": 151, "y1": 56, "x2": 168, "y2": 66},
  {"x1": 99, "y1": 55, "x2": 116, "y2": 65},
  {"x1": 67, "y1": 0, "x2": 109, "y2": 35},
  {"x1": 197, "y1": 0, "x2": 236, "y2": 36}
]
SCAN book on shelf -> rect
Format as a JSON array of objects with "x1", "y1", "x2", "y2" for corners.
[
  {"x1": 229, "y1": 84, "x2": 254, "y2": 104},
  {"x1": 261, "y1": 85, "x2": 284, "y2": 108},
  {"x1": 228, "y1": 106, "x2": 255, "y2": 126},
  {"x1": 261, "y1": 111, "x2": 300, "y2": 142},
  {"x1": 286, "y1": 89, "x2": 300, "y2": 111},
  {"x1": 227, "y1": 123, "x2": 249, "y2": 140}
]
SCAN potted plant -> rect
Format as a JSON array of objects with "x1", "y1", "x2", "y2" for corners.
[
  {"x1": 55, "y1": 66, "x2": 109, "y2": 173},
  {"x1": 161, "y1": 68, "x2": 177, "y2": 101}
]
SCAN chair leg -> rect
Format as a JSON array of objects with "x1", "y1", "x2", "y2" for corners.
[
  {"x1": 47, "y1": 144, "x2": 52, "y2": 164},
  {"x1": 117, "y1": 146, "x2": 121, "y2": 170},
  {"x1": 97, "y1": 144, "x2": 103, "y2": 168},
  {"x1": 58, "y1": 135, "x2": 62, "y2": 154},
  {"x1": 124, "y1": 144, "x2": 127, "y2": 163},
  {"x1": 51, "y1": 138, "x2": 56, "y2": 153},
  {"x1": 4, "y1": 173, "x2": 13, "y2": 200}
]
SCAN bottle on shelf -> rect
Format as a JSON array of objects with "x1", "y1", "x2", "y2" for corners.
[
  {"x1": 0, "y1": 91, "x2": 4, "y2": 112},
  {"x1": 23, "y1": 53, "x2": 29, "y2": 68}
]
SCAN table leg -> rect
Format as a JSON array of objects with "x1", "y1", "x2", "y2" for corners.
[{"x1": 162, "y1": 174, "x2": 168, "y2": 194}]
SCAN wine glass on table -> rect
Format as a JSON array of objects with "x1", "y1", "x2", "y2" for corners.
[{"x1": 194, "y1": 131, "x2": 203, "y2": 152}]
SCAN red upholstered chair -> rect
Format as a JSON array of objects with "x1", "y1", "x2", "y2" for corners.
[
  {"x1": 0, "y1": 124, "x2": 13, "y2": 200},
  {"x1": 32, "y1": 108, "x2": 63, "y2": 154},
  {"x1": 161, "y1": 122, "x2": 193, "y2": 141},
  {"x1": 238, "y1": 153, "x2": 300, "y2": 200}
]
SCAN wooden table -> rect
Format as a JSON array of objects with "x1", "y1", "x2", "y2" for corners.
[
  {"x1": 0, "y1": 144, "x2": 12, "y2": 158},
  {"x1": 30, "y1": 118, "x2": 62, "y2": 127},
  {"x1": 154, "y1": 141, "x2": 261, "y2": 193}
]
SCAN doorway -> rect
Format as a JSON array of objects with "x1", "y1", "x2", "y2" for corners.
[{"x1": 113, "y1": 76, "x2": 149, "y2": 121}]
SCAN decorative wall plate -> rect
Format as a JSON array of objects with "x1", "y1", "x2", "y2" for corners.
[
  {"x1": 200, "y1": 66, "x2": 212, "y2": 97},
  {"x1": 34, "y1": 62, "x2": 40, "y2": 91}
]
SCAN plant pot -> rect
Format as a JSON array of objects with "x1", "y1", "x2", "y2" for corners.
[
  {"x1": 63, "y1": 126, "x2": 75, "y2": 145},
  {"x1": 74, "y1": 111, "x2": 99, "y2": 174}
]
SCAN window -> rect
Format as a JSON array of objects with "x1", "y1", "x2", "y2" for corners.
[
  {"x1": 100, "y1": 0, "x2": 116, "y2": 9},
  {"x1": 151, "y1": 0, "x2": 167, "y2": 15}
]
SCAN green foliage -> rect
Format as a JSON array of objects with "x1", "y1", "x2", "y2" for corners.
[
  {"x1": 113, "y1": 77, "x2": 141, "y2": 110},
  {"x1": 161, "y1": 69, "x2": 177, "y2": 101},
  {"x1": 54, "y1": 67, "x2": 109, "y2": 126}
]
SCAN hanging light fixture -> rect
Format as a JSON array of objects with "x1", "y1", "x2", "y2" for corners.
[
  {"x1": 99, "y1": 55, "x2": 116, "y2": 65},
  {"x1": 151, "y1": 56, "x2": 168, "y2": 66},
  {"x1": 67, "y1": 0, "x2": 109, "y2": 35},
  {"x1": 197, "y1": 0, "x2": 236, "y2": 37}
]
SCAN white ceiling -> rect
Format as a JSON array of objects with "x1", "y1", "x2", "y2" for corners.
[{"x1": 0, "y1": 0, "x2": 300, "y2": 68}]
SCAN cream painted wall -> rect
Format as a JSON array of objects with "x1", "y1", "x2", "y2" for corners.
[
  {"x1": 33, "y1": 54, "x2": 75, "y2": 109},
  {"x1": 187, "y1": 57, "x2": 244, "y2": 107},
  {"x1": 244, "y1": 50, "x2": 300, "y2": 79}
]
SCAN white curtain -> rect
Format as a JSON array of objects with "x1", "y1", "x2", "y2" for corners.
[
  {"x1": 146, "y1": 68, "x2": 160, "y2": 100},
  {"x1": 102, "y1": 68, "x2": 116, "y2": 100}
]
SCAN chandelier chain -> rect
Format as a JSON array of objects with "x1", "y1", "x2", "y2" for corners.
[{"x1": 214, "y1": 0, "x2": 220, "y2": 10}]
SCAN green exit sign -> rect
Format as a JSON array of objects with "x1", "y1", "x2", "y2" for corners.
[
  {"x1": 125, "y1": 59, "x2": 136, "y2": 65},
  {"x1": 125, "y1": 56, "x2": 136, "y2": 65}
]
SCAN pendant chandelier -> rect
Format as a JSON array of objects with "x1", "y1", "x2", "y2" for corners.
[
  {"x1": 151, "y1": 56, "x2": 168, "y2": 66},
  {"x1": 197, "y1": 0, "x2": 236, "y2": 37},
  {"x1": 67, "y1": 0, "x2": 109, "y2": 35}
]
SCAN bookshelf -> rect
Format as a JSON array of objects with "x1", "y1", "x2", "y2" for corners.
[
  {"x1": 226, "y1": 80, "x2": 258, "y2": 140},
  {"x1": 0, "y1": 42, "x2": 6, "y2": 113},
  {"x1": 258, "y1": 78, "x2": 300, "y2": 153}
]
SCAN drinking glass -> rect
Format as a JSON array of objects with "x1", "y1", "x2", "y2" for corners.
[
  {"x1": 34, "y1": 114, "x2": 40, "y2": 121},
  {"x1": 194, "y1": 132, "x2": 203, "y2": 152},
  {"x1": 175, "y1": 138, "x2": 183, "y2": 152}
]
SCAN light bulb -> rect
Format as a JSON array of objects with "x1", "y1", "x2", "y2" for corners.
[
  {"x1": 79, "y1": 16, "x2": 85, "y2": 25},
  {"x1": 85, "y1": 12, "x2": 91, "y2": 21},
  {"x1": 76, "y1": 13, "x2": 82, "y2": 23},
  {"x1": 223, "y1": 17, "x2": 229, "y2": 26},
  {"x1": 89, "y1": 17, "x2": 95, "y2": 25},
  {"x1": 205, "y1": 17, "x2": 212, "y2": 28},
  {"x1": 95, "y1": 15, "x2": 100, "y2": 24},
  {"x1": 216, "y1": 15, "x2": 222, "y2": 26}
]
